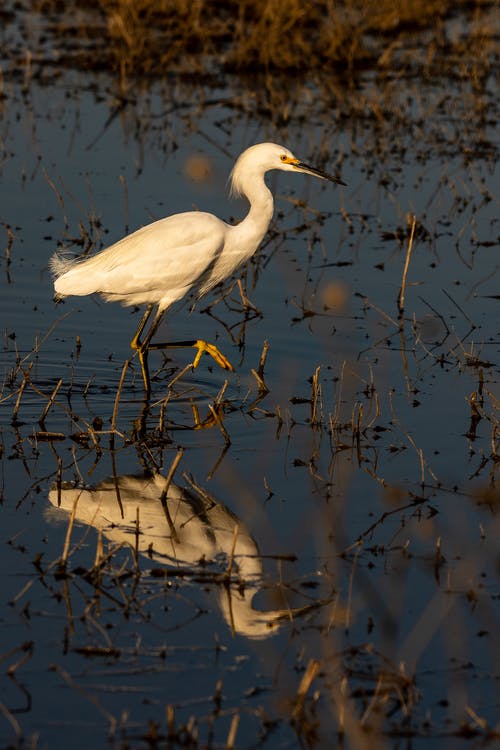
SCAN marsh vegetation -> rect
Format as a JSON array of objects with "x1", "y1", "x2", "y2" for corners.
[{"x1": 0, "y1": 1, "x2": 498, "y2": 748}]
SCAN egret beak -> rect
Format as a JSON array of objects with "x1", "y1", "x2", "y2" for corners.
[
  {"x1": 294, "y1": 160, "x2": 347, "y2": 186},
  {"x1": 281, "y1": 154, "x2": 346, "y2": 186}
]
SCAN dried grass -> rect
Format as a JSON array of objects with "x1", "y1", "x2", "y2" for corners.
[{"x1": 27, "y1": 0, "x2": 495, "y2": 82}]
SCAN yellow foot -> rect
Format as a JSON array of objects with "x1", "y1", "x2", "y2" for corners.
[{"x1": 192, "y1": 340, "x2": 234, "y2": 371}]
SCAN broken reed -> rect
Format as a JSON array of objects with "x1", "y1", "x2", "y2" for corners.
[{"x1": 397, "y1": 214, "x2": 416, "y2": 319}]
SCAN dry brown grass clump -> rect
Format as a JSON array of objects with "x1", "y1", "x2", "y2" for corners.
[{"x1": 28, "y1": 0, "x2": 495, "y2": 81}]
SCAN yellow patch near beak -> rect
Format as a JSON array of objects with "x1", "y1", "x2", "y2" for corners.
[{"x1": 281, "y1": 156, "x2": 299, "y2": 165}]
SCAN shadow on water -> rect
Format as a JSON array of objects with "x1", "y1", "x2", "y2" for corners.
[{"x1": 0, "y1": 2, "x2": 499, "y2": 748}]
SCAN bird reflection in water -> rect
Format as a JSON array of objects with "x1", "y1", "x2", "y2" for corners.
[{"x1": 47, "y1": 473, "x2": 291, "y2": 639}]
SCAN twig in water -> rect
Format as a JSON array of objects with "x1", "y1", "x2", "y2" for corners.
[
  {"x1": 111, "y1": 359, "x2": 130, "y2": 432},
  {"x1": 418, "y1": 296, "x2": 450, "y2": 340},
  {"x1": 60, "y1": 493, "x2": 81, "y2": 568},
  {"x1": 388, "y1": 390, "x2": 438, "y2": 491},
  {"x1": 433, "y1": 536, "x2": 444, "y2": 584},
  {"x1": 0, "y1": 701, "x2": 22, "y2": 739},
  {"x1": 226, "y1": 713, "x2": 240, "y2": 750},
  {"x1": 397, "y1": 214, "x2": 417, "y2": 319},
  {"x1": 251, "y1": 340, "x2": 270, "y2": 394},
  {"x1": 159, "y1": 448, "x2": 184, "y2": 544},
  {"x1": 39, "y1": 377, "x2": 63, "y2": 427},
  {"x1": 166, "y1": 705, "x2": 175, "y2": 740},
  {"x1": 237, "y1": 278, "x2": 259, "y2": 312},
  {"x1": 208, "y1": 403, "x2": 231, "y2": 445},
  {"x1": 43, "y1": 167, "x2": 68, "y2": 229},
  {"x1": 225, "y1": 524, "x2": 239, "y2": 578},
  {"x1": 94, "y1": 528, "x2": 104, "y2": 570},
  {"x1": 3, "y1": 223, "x2": 14, "y2": 281},
  {"x1": 442, "y1": 287, "x2": 476, "y2": 330},
  {"x1": 351, "y1": 401, "x2": 363, "y2": 465},
  {"x1": 130, "y1": 506, "x2": 140, "y2": 571},
  {"x1": 311, "y1": 365, "x2": 322, "y2": 427},
  {"x1": 12, "y1": 364, "x2": 32, "y2": 424},
  {"x1": 330, "y1": 359, "x2": 347, "y2": 436},
  {"x1": 214, "y1": 378, "x2": 229, "y2": 406},
  {"x1": 163, "y1": 448, "x2": 184, "y2": 499},
  {"x1": 291, "y1": 658, "x2": 320, "y2": 720},
  {"x1": 356, "y1": 293, "x2": 400, "y2": 329},
  {"x1": 168, "y1": 362, "x2": 196, "y2": 388},
  {"x1": 206, "y1": 443, "x2": 230, "y2": 481}
]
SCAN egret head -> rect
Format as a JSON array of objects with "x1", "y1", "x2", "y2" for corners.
[{"x1": 229, "y1": 142, "x2": 345, "y2": 197}]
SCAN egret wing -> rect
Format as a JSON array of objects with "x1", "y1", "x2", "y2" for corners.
[{"x1": 54, "y1": 212, "x2": 227, "y2": 307}]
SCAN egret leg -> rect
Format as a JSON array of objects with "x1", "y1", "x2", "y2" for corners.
[
  {"x1": 131, "y1": 305, "x2": 234, "y2": 395},
  {"x1": 130, "y1": 305, "x2": 166, "y2": 395},
  {"x1": 130, "y1": 304, "x2": 155, "y2": 351}
]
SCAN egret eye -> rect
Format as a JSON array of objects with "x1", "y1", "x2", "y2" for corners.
[{"x1": 280, "y1": 154, "x2": 287, "y2": 162}]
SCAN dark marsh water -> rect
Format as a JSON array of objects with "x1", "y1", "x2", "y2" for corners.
[{"x1": 0, "y1": 14, "x2": 499, "y2": 750}]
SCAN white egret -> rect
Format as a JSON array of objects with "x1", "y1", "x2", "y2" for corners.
[{"x1": 51, "y1": 142, "x2": 345, "y2": 395}]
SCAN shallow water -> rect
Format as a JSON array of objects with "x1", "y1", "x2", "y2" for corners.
[{"x1": 0, "y1": 62, "x2": 498, "y2": 750}]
